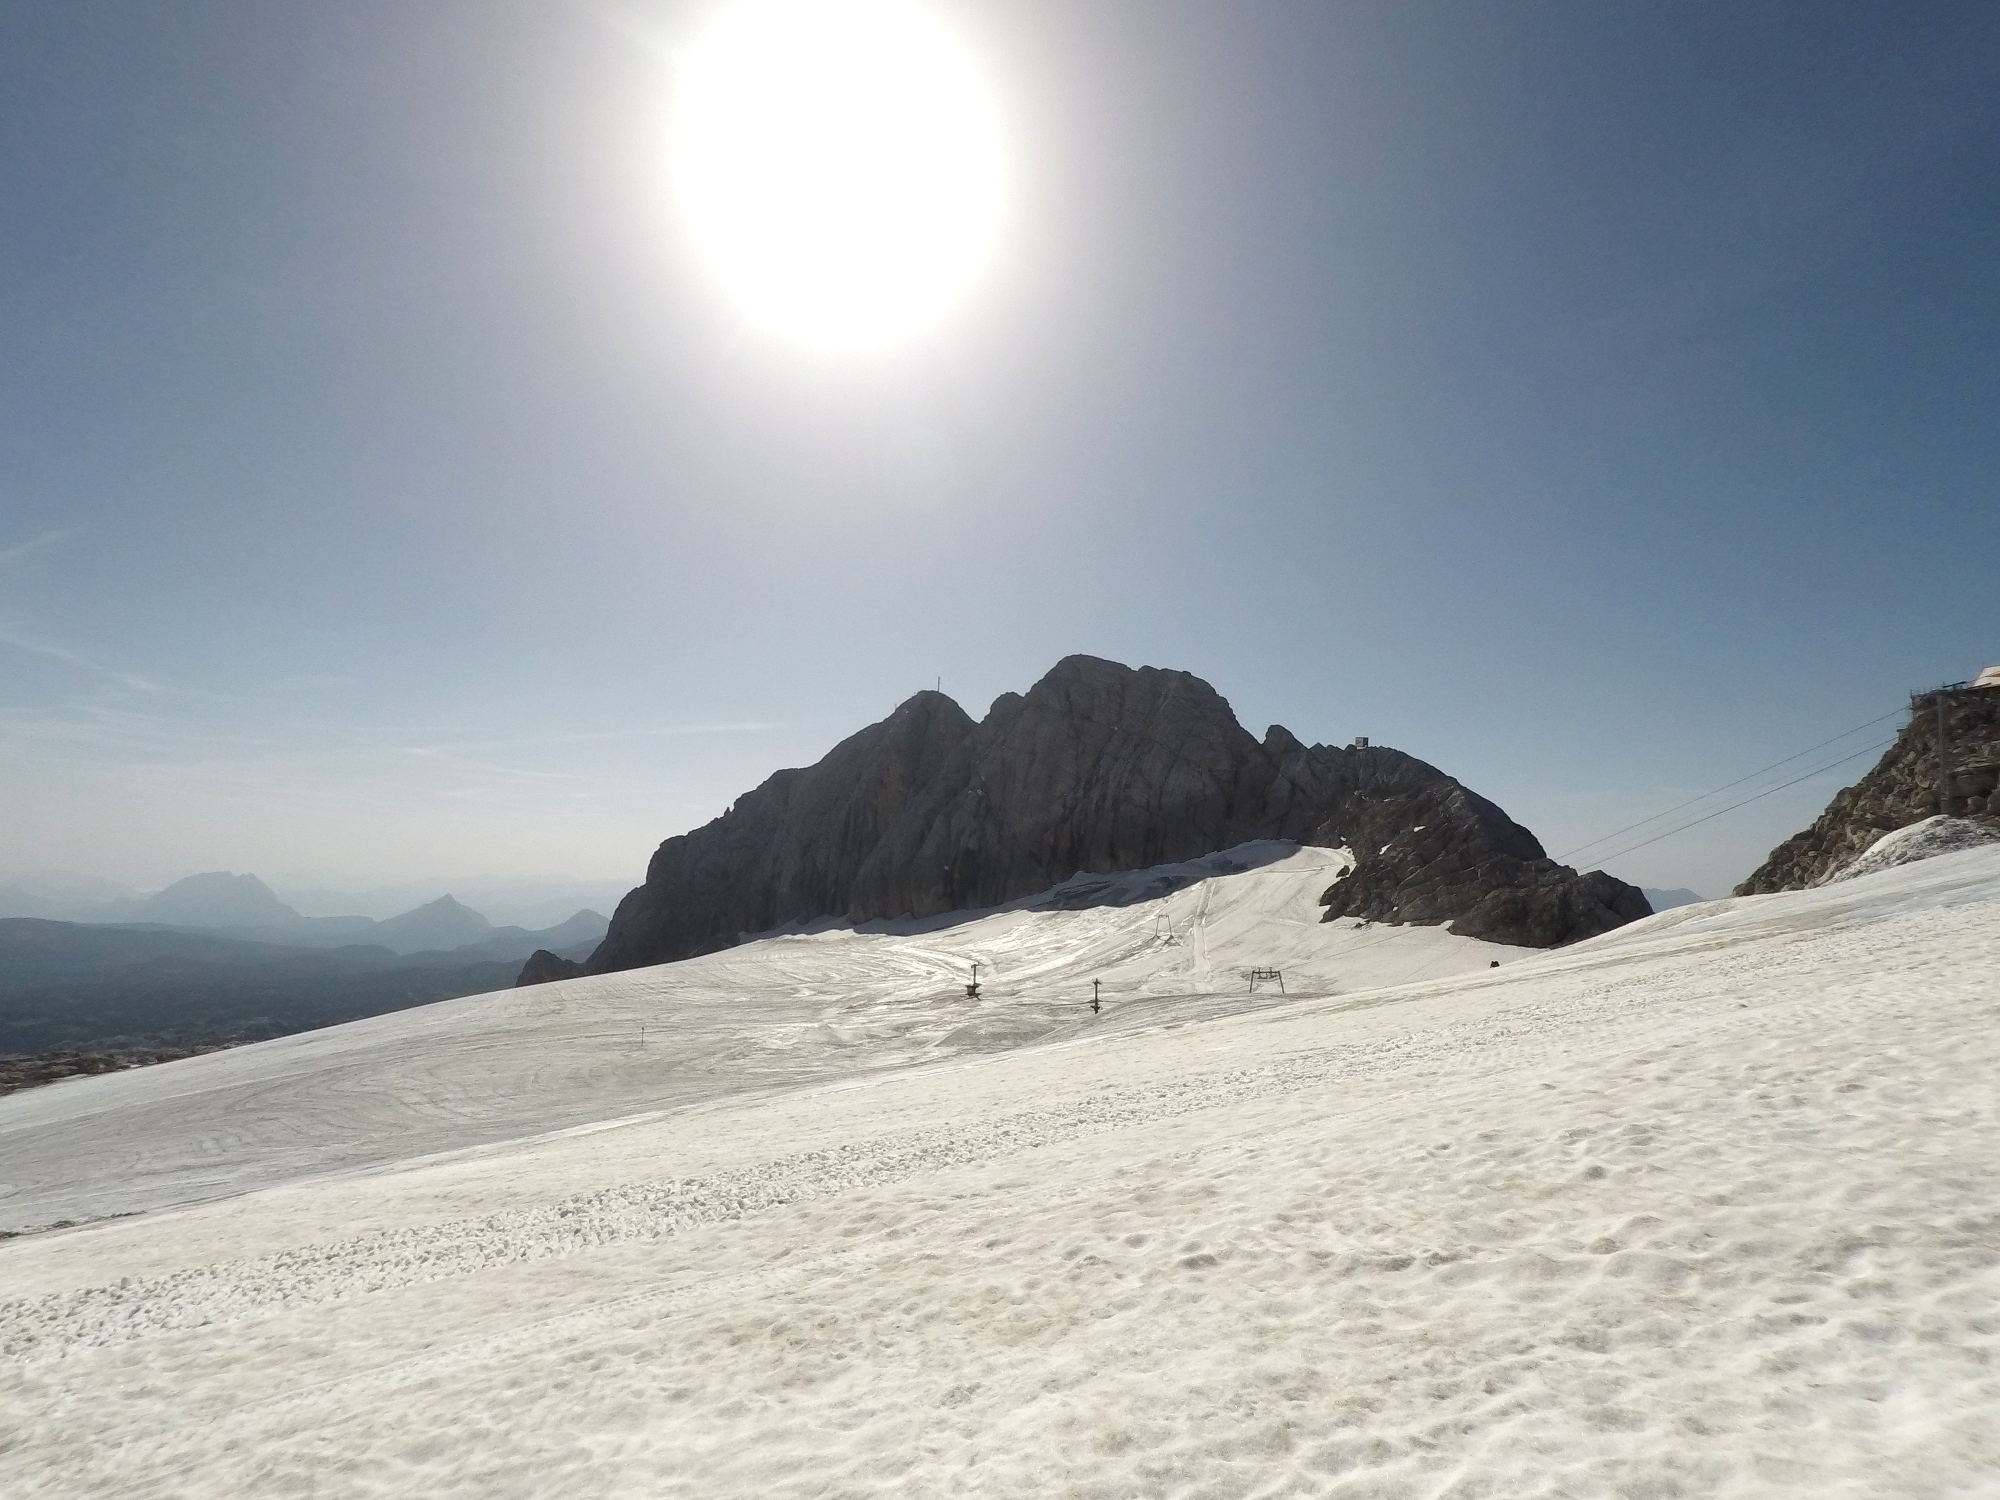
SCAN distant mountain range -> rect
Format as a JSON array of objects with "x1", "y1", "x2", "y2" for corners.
[
  {"x1": 273, "y1": 875, "x2": 634, "y2": 930},
  {"x1": 0, "y1": 920, "x2": 518, "y2": 1055},
  {"x1": 0, "y1": 871, "x2": 630, "y2": 932},
  {"x1": 0, "y1": 879, "x2": 609, "y2": 1058},
  {"x1": 95, "y1": 870, "x2": 302, "y2": 929},
  {"x1": 0, "y1": 870, "x2": 607, "y2": 960}
]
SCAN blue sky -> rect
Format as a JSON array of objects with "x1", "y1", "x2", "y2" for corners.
[{"x1": 1, "y1": 0, "x2": 1994, "y2": 898}]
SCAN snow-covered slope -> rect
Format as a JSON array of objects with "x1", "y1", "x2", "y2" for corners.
[
  {"x1": 4, "y1": 843, "x2": 1999, "y2": 1498},
  {"x1": 0, "y1": 843, "x2": 1518, "y2": 1231}
]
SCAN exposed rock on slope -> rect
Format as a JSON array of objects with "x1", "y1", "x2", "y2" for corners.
[
  {"x1": 1737, "y1": 684, "x2": 2000, "y2": 894},
  {"x1": 578, "y1": 657, "x2": 1646, "y2": 977},
  {"x1": 516, "y1": 949, "x2": 585, "y2": 986},
  {"x1": 1318, "y1": 825, "x2": 1651, "y2": 948}
]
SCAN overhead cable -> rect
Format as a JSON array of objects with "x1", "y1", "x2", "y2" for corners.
[
  {"x1": 1556, "y1": 706, "x2": 1906, "y2": 863},
  {"x1": 1583, "y1": 737, "x2": 1895, "y2": 869}
]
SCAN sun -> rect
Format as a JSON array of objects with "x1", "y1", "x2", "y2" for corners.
[{"x1": 672, "y1": 0, "x2": 1005, "y2": 352}]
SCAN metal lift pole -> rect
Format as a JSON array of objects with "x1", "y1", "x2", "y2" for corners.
[{"x1": 1939, "y1": 691, "x2": 1952, "y2": 818}]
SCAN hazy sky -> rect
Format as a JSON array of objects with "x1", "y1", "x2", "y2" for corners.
[{"x1": 2, "y1": 0, "x2": 1995, "y2": 899}]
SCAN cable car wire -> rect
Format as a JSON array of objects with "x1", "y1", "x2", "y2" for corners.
[
  {"x1": 1556, "y1": 706, "x2": 1906, "y2": 863},
  {"x1": 1583, "y1": 737, "x2": 1895, "y2": 869}
]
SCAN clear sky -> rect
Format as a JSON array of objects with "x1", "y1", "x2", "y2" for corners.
[{"x1": 2, "y1": 0, "x2": 1994, "y2": 900}]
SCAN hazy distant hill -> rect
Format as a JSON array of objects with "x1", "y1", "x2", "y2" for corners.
[
  {"x1": 0, "y1": 919, "x2": 520, "y2": 1054},
  {"x1": 1641, "y1": 887, "x2": 1706, "y2": 910},
  {"x1": 0, "y1": 872, "x2": 627, "y2": 935},
  {"x1": 0, "y1": 905, "x2": 606, "y2": 1057},
  {"x1": 428, "y1": 909, "x2": 606, "y2": 966},
  {"x1": 0, "y1": 872, "x2": 136, "y2": 921},
  {"x1": 377, "y1": 910, "x2": 607, "y2": 965},
  {"x1": 96, "y1": 871, "x2": 305, "y2": 929},
  {"x1": 275, "y1": 876, "x2": 633, "y2": 930},
  {"x1": 371, "y1": 895, "x2": 491, "y2": 953},
  {"x1": 5, "y1": 874, "x2": 603, "y2": 957}
]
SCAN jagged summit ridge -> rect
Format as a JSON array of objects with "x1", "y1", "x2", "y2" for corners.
[{"x1": 581, "y1": 656, "x2": 1648, "y2": 976}]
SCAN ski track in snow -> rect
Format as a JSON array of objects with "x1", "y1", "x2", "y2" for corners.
[{"x1": 4, "y1": 844, "x2": 2000, "y2": 1497}]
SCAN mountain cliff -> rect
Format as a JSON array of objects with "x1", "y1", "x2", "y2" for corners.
[
  {"x1": 579, "y1": 657, "x2": 1646, "y2": 978},
  {"x1": 1737, "y1": 683, "x2": 2000, "y2": 893}
]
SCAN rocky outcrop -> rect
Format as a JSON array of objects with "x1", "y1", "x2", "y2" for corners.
[
  {"x1": 586, "y1": 657, "x2": 1646, "y2": 974},
  {"x1": 1316, "y1": 790, "x2": 1652, "y2": 947},
  {"x1": 516, "y1": 949, "x2": 585, "y2": 986},
  {"x1": 1736, "y1": 684, "x2": 2000, "y2": 894},
  {"x1": 586, "y1": 688, "x2": 978, "y2": 975}
]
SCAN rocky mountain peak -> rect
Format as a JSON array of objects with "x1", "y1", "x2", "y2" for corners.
[{"x1": 570, "y1": 657, "x2": 1648, "y2": 982}]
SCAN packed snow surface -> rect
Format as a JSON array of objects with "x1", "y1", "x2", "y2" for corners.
[
  {"x1": 5, "y1": 841, "x2": 2000, "y2": 1497},
  {"x1": 1821, "y1": 813, "x2": 2000, "y2": 885},
  {"x1": 0, "y1": 843, "x2": 1501, "y2": 1231}
]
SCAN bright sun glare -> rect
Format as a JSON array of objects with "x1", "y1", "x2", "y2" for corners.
[{"x1": 673, "y1": 0, "x2": 1004, "y2": 352}]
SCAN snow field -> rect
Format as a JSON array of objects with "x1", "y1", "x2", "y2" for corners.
[
  {"x1": 0, "y1": 844, "x2": 1520, "y2": 1233},
  {"x1": 3, "y1": 845, "x2": 2000, "y2": 1496}
]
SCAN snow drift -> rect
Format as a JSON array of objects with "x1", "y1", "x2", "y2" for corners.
[{"x1": 1820, "y1": 813, "x2": 2000, "y2": 885}]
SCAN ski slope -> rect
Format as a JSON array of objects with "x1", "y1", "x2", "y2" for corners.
[
  {"x1": 0, "y1": 843, "x2": 1520, "y2": 1231},
  {"x1": 5, "y1": 841, "x2": 1999, "y2": 1498}
]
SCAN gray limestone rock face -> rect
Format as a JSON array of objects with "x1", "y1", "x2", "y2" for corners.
[
  {"x1": 1308, "y1": 775, "x2": 1651, "y2": 947},
  {"x1": 586, "y1": 656, "x2": 1648, "y2": 974},
  {"x1": 1736, "y1": 685, "x2": 2000, "y2": 894},
  {"x1": 588, "y1": 689, "x2": 977, "y2": 973},
  {"x1": 845, "y1": 657, "x2": 1283, "y2": 920}
]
